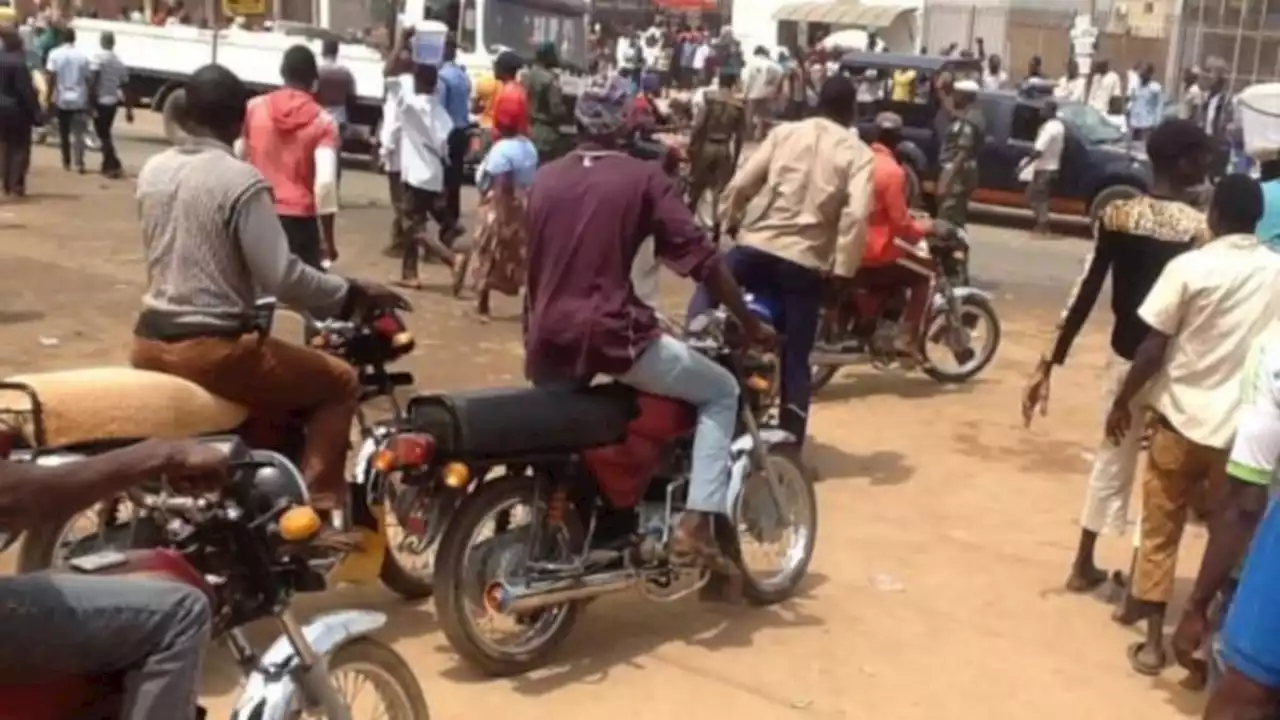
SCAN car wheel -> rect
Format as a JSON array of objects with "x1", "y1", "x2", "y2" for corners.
[{"x1": 1088, "y1": 184, "x2": 1141, "y2": 228}]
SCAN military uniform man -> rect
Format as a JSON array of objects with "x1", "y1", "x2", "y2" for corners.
[
  {"x1": 688, "y1": 67, "x2": 747, "y2": 224},
  {"x1": 523, "y1": 41, "x2": 571, "y2": 164},
  {"x1": 937, "y1": 78, "x2": 984, "y2": 227}
]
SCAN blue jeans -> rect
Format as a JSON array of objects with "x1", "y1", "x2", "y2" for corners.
[
  {"x1": 616, "y1": 334, "x2": 739, "y2": 515},
  {"x1": 687, "y1": 245, "x2": 824, "y2": 440},
  {"x1": 0, "y1": 573, "x2": 212, "y2": 720}
]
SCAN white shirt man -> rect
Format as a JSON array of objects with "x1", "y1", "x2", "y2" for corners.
[
  {"x1": 378, "y1": 74, "x2": 405, "y2": 175},
  {"x1": 89, "y1": 45, "x2": 128, "y2": 107},
  {"x1": 1031, "y1": 116, "x2": 1066, "y2": 172},
  {"x1": 398, "y1": 74, "x2": 453, "y2": 193},
  {"x1": 742, "y1": 52, "x2": 781, "y2": 101},
  {"x1": 1089, "y1": 69, "x2": 1123, "y2": 115},
  {"x1": 46, "y1": 40, "x2": 90, "y2": 111},
  {"x1": 1055, "y1": 75, "x2": 1086, "y2": 103},
  {"x1": 692, "y1": 41, "x2": 711, "y2": 75}
]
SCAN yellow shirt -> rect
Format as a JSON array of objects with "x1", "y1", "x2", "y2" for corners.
[
  {"x1": 474, "y1": 73, "x2": 499, "y2": 129},
  {"x1": 891, "y1": 69, "x2": 917, "y2": 102}
]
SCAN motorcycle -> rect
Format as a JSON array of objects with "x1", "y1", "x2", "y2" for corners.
[
  {"x1": 412, "y1": 308, "x2": 817, "y2": 676},
  {"x1": 808, "y1": 226, "x2": 1000, "y2": 392},
  {"x1": 0, "y1": 437, "x2": 429, "y2": 719},
  {"x1": 6, "y1": 301, "x2": 442, "y2": 601}
]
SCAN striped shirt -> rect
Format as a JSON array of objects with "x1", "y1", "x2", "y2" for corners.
[{"x1": 89, "y1": 49, "x2": 128, "y2": 105}]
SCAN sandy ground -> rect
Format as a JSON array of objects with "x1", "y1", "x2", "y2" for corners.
[{"x1": 0, "y1": 125, "x2": 1206, "y2": 719}]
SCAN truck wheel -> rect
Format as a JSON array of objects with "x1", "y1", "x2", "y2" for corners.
[
  {"x1": 161, "y1": 89, "x2": 189, "y2": 145},
  {"x1": 1088, "y1": 184, "x2": 1140, "y2": 228}
]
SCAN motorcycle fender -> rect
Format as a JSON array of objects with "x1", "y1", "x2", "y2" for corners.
[
  {"x1": 230, "y1": 610, "x2": 388, "y2": 720},
  {"x1": 726, "y1": 428, "x2": 798, "y2": 511},
  {"x1": 931, "y1": 286, "x2": 992, "y2": 314}
]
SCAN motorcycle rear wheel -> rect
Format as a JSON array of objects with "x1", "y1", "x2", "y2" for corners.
[{"x1": 434, "y1": 474, "x2": 584, "y2": 677}]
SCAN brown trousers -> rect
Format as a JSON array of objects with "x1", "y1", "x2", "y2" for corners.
[
  {"x1": 131, "y1": 335, "x2": 360, "y2": 498},
  {"x1": 1131, "y1": 416, "x2": 1229, "y2": 604}
]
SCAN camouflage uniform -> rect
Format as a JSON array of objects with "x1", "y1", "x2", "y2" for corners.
[
  {"x1": 936, "y1": 107, "x2": 985, "y2": 227},
  {"x1": 523, "y1": 64, "x2": 570, "y2": 164},
  {"x1": 688, "y1": 87, "x2": 747, "y2": 220}
]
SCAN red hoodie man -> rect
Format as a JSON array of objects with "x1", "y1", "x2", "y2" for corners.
[{"x1": 241, "y1": 45, "x2": 340, "y2": 266}]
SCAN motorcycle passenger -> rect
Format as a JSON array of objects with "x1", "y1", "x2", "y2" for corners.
[
  {"x1": 128, "y1": 64, "x2": 409, "y2": 510},
  {"x1": 523, "y1": 73, "x2": 776, "y2": 565},
  {"x1": 859, "y1": 111, "x2": 935, "y2": 364},
  {"x1": 0, "y1": 438, "x2": 228, "y2": 720},
  {"x1": 688, "y1": 74, "x2": 875, "y2": 442}
]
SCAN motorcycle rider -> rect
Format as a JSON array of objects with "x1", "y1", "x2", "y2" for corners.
[
  {"x1": 523, "y1": 73, "x2": 775, "y2": 566},
  {"x1": 859, "y1": 111, "x2": 935, "y2": 365},
  {"x1": 688, "y1": 74, "x2": 875, "y2": 442},
  {"x1": 128, "y1": 64, "x2": 408, "y2": 511},
  {"x1": 0, "y1": 438, "x2": 228, "y2": 720}
]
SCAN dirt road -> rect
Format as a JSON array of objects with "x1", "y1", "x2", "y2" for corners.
[{"x1": 0, "y1": 136, "x2": 1204, "y2": 719}]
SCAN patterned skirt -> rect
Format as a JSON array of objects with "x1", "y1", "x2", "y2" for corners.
[{"x1": 470, "y1": 189, "x2": 528, "y2": 297}]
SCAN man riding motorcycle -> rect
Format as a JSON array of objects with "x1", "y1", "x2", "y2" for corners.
[
  {"x1": 0, "y1": 438, "x2": 228, "y2": 720},
  {"x1": 127, "y1": 64, "x2": 408, "y2": 510},
  {"x1": 857, "y1": 111, "x2": 936, "y2": 365},
  {"x1": 688, "y1": 74, "x2": 875, "y2": 443}
]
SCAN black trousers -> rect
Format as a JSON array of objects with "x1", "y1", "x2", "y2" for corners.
[
  {"x1": 55, "y1": 108, "x2": 87, "y2": 170},
  {"x1": 92, "y1": 103, "x2": 121, "y2": 174},
  {"x1": 0, "y1": 128, "x2": 31, "y2": 195},
  {"x1": 279, "y1": 214, "x2": 323, "y2": 269},
  {"x1": 443, "y1": 127, "x2": 469, "y2": 240}
]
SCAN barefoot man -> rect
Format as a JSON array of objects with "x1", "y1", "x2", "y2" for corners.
[{"x1": 1022, "y1": 119, "x2": 1211, "y2": 592}]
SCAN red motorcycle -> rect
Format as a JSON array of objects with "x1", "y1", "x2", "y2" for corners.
[{"x1": 0, "y1": 437, "x2": 430, "y2": 719}]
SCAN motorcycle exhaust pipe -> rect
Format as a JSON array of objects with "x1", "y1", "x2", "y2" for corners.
[{"x1": 485, "y1": 569, "x2": 638, "y2": 615}]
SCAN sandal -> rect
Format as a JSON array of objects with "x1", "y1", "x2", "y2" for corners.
[{"x1": 1127, "y1": 641, "x2": 1167, "y2": 676}]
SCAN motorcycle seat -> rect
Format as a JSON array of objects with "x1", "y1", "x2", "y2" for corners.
[
  {"x1": 0, "y1": 367, "x2": 248, "y2": 449},
  {"x1": 408, "y1": 384, "x2": 637, "y2": 460}
]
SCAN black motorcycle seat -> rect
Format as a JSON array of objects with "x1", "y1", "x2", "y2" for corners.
[{"x1": 407, "y1": 384, "x2": 637, "y2": 460}]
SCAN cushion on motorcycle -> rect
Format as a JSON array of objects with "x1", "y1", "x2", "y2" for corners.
[
  {"x1": 0, "y1": 368, "x2": 248, "y2": 448},
  {"x1": 407, "y1": 384, "x2": 637, "y2": 459}
]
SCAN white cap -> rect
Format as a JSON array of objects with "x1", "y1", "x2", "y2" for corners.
[{"x1": 952, "y1": 79, "x2": 981, "y2": 94}]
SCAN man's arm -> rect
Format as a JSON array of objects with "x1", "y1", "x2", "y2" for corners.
[
  {"x1": 720, "y1": 127, "x2": 778, "y2": 228},
  {"x1": 13, "y1": 63, "x2": 40, "y2": 125},
  {"x1": 233, "y1": 184, "x2": 350, "y2": 316},
  {"x1": 0, "y1": 440, "x2": 177, "y2": 528},
  {"x1": 882, "y1": 164, "x2": 930, "y2": 243},
  {"x1": 343, "y1": 68, "x2": 357, "y2": 122},
  {"x1": 832, "y1": 146, "x2": 875, "y2": 278},
  {"x1": 1046, "y1": 229, "x2": 1116, "y2": 365},
  {"x1": 314, "y1": 117, "x2": 341, "y2": 261},
  {"x1": 1111, "y1": 328, "x2": 1170, "y2": 415}
]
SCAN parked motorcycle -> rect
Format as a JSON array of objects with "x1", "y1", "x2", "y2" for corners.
[
  {"x1": 0, "y1": 437, "x2": 429, "y2": 719},
  {"x1": 413, "y1": 308, "x2": 816, "y2": 676},
  {"x1": 809, "y1": 227, "x2": 1000, "y2": 392},
  {"x1": 7, "y1": 300, "x2": 441, "y2": 600}
]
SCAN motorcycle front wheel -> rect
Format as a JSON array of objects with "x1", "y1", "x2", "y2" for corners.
[
  {"x1": 292, "y1": 638, "x2": 429, "y2": 719},
  {"x1": 920, "y1": 294, "x2": 1001, "y2": 384}
]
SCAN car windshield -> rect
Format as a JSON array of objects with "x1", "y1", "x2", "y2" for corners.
[
  {"x1": 485, "y1": 0, "x2": 589, "y2": 71},
  {"x1": 1058, "y1": 102, "x2": 1126, "y2": 144}
]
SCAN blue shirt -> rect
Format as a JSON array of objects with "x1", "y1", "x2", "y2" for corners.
[
  {"x1": 1128, "y1": 82, "x2": 1164, "y2": 130},
  {"x1": 438, "y1": 62, "x2": 472, "y2": 130},
  {"x1": 1259, "y1": 179, "x2": 1280, "y2": 252},
  {"x1": 476, "y1": 137, "x2": 539, "y2": 192}
]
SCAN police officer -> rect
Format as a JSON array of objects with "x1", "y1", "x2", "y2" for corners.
[
  {"x1": 937, "y1": 78, "x2": 984, "y2": 228},
  {"x1": 688, "y1": 66, "x2": 747, "y2": 222}
]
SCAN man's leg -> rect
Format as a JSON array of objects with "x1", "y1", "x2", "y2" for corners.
[
  {"x1": 96, "y1": 103, "x2": 121, "y2": 176},
  {"x1": 12, "y1": 129, "x2": 31, "y2": 196},
  {"x1": 278, "y1": 215, "x2": 323, "y2": 269},
  {"x1": 56, "y1": 108, "x2": 72, "y2": 169},
  {"x1": 0, "y1": 134, "x2": 13, "y2": 194},
  {"x1": 616, "y1": 334, "x2": 740, "y2": 551},
  {"x1": 444, "y1": 128, "x2": 468, "y2": 238},
  {"x1": 1069, "y1": 353, "x2": 1144, "y2": 591},
  {"x1": 71, "y1": 110, "x2": 87, "y2": 171},
  {"x1": 400, "y1": 185, "x2": 427, "y2": 283},
  {"x1": 0, "y1": 573, "x2": 210, "y2": 720}
]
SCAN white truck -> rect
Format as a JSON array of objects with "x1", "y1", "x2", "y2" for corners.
[{"x1": 68, "y1": 0, "x2": 590, "y2": 147}]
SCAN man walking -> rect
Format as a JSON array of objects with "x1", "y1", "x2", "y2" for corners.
[
  {"x1": 316, "y1": 38, "x2": 354, "y2": 199},
  {"x1": 936, "y1": 79, "x2": 983, "y2": 229},
  {"x1": 88, "y1": 31, "x2": 131, "y2": 179},
  {"x1": 686, "y1": 65, "x2": 745, "y2": 222},
  {"x1": 524, "y1": 42, "x2": 570, "y2": 165},
  {"x1": 1017, "y1": 99, "x2": 1065, "y2": 236},
  {"x1": 741, "y1": 46, "x2": 780, "y2": 141},
  {"x1": 241, "y1": 45, "x2": 341, "y2": 267},
  {"x1": 45, "y1": 27, "x2": 90, "y2": 173},
  {"x1": 438, "y1": 38, "x2": 471, "y2": 245},
  {"x1": 0, "y1": 28, "x2": 40, "y2": 198}
]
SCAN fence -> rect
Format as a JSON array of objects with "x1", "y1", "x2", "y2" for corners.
[
  {"x1": 921, "y1": 5, "x2": 1176, "y2": 86},
  {"x1": 1171, "y1": 0, "x2": 1280, "y2": 91}
]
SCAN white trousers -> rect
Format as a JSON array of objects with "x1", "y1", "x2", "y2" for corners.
[{"x1": 1079, "y1": 352, "x2": 1146, "y2": 548}]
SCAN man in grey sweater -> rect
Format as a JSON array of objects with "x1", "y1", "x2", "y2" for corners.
[{"x1": 129, "y1": 64, "x2": 407, "y2": 508}]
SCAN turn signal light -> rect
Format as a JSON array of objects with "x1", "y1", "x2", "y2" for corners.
[
  {"x1": 278, "y1": 506, "x2": 323, "y2": 542},
  {"x1": 442, "y1": 462, "x2": 470, "y2": 488},
  {"x1": 372, "y1": 433, "x2": 436, "y2": 473},
  {"x1": 391, "y1": 331, "x2": 415, "y2": 349},
  {"x1": 746, "y1": 375, "x2": 772, "y2": 393}
]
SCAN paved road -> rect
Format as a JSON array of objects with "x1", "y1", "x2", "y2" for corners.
[{"x1": 0, "y1": 126, "x2": 1197, "y2": 720}]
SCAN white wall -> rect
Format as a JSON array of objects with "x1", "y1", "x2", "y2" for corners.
[{"x1": 730, "y1": 0, "x2": 924, "y2": 54}]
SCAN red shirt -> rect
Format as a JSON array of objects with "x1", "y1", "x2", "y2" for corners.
[
  {"x1": 863, "y1": 143, "x2": 930, "y2": 267},
  {"x1": 242, "y1": 88, "x2": 340, "y2": 217},
  {"x1": 523, "y1": 152, "x2": 718, "y2": 383}
]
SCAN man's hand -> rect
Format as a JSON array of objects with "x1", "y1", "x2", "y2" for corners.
[
  {"x1": 744, "y1": 317, "x2": 778, "y2": 349},
  {"x1": 156, "y1": 440, "x2": 230, "y2": 493},
  {"x1": 1022, "y1": 358, "x2": 1052, "y2": 427},
  {"x1": 1104, "y1": 402, "x2": 1132, "y2": 446}
]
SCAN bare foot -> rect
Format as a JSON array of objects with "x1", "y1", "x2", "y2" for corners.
[
  {"x1": 1112, "y1": 598, "x2": 1151, "y2": 626},
  {"x1": 1065, "y1": 564, "x2": 1109, "y2": 593}
]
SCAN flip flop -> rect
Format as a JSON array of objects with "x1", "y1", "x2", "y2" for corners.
[{"x1": 1127, "y1": 641, "x2": 1167, "y2": 677}]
